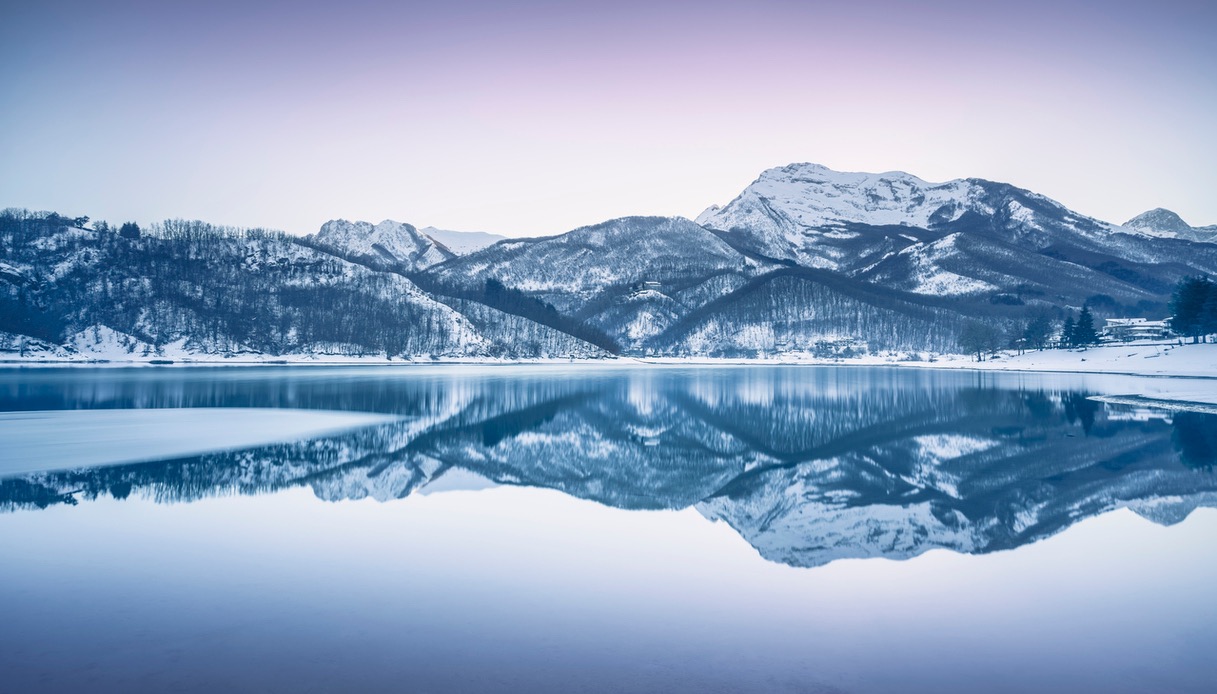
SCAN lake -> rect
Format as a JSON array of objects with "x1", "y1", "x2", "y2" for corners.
[{"x1": 2, "y1": 365, "x2": 1216, "y2": 693}]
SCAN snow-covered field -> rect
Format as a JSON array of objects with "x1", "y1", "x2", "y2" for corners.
[
  {"x1": 0, "y1": 408, "x2": 398, "y2": 476},
  {"x1": 640, "y1": 342, "x2": 1217, "y2": 378},
  {"x1": 877, "y1": 342, "x2": 1216, "y2": 378}
]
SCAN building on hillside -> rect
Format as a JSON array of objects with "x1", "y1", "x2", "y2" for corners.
[{"x1": 1102, "y1": 318, "x2": 1171, "y2": 342}]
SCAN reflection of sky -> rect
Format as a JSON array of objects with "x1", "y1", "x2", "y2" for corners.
[
  {"x1": 2, "y1": 488, "x2": 1215, "y2": 692},
  {"x1": 2, "y1": 1, "x2": 1215, "y2": 236}
]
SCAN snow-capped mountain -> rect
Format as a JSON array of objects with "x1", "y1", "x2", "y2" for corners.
[
  {"x1": 696, "y1": 163, "x2": 1217, "y2": 308},
  {"x1": 696, "y1": 163, "x2": 1113, "y2": 270},
  {"x1": 1122, "y1": 208, "x2": 1217, "y2": 243},
  {"x1": 696, "y1": 163, "x2": 982, "y2": 237},
  {"x1": 311, "y1": 219, "x2": 454, "y2": 272},
  {"x1": 6, "y1": 161, "x2": 1217, "y2": 362}
]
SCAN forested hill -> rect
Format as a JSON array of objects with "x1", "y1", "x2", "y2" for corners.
[
  {"x1": 3, "y1": 164, "x2": 1215, "y2": 361},
  {"x1": 0, "y1": 212, "x2": 606, "y2": 361}
]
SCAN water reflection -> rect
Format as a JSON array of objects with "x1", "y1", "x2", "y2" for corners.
[{"x1": 2, "y1": 366, "x2": 1214, "y2": 568}]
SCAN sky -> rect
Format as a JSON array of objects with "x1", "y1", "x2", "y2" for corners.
[{"x1": 2, "y1": 0, "x2": 1215, "y2": 237}]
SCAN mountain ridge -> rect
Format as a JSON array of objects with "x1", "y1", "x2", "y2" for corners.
[{"x1": 4, "y1": 162, "x2": 1216, "y2": 361}]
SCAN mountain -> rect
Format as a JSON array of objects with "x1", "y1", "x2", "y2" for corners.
[
  {"x1": 696, "y1": 163, "x2": 1217, "y2": 310},
  {"x1": 420, "y1": 216, "x2": 763, "y2": 350},
  {"x1": 419, "y1": 226, "x2": 505, "y2": 254},
  {"x1": 5, "y1": 162, "x2": 1217, "y2": 362},
  {"x1": 696, "y1": 163, "x2": 1108, "y2": 268},
  {"x1": 0, "y1": 212, "x2": 606, "y2": 361},
  {"x1": 310, "y1": 219, "x2": 454, "y2": 272},
  {"x1": 1122, "y1": 208, "x2": 1217, "y2": 243}
]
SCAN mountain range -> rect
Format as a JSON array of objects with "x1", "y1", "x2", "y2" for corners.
[{"x1": 3, "y1": 163, "x2": 1215, "y2": 361}]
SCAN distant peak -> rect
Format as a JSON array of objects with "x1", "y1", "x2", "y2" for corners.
[
  {"x1": 760, "y1": 162, "x2": 937, "y2": 186},
  {"x1": 1124, "y1": 208, "x2": 1191, "y2": 232}
]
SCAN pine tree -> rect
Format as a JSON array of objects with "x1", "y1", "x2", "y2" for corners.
[
  {"x1": 1170, "y1": 276, "x2": 1213, "y2": 343},
  {"x1": 1074, "y1": 306, "x2": 1098, "y2": 347},
  {"x1": 1201, "y1": 289, "x2": 1217, "y2": 343},
  {"x1": 119, "y1": 222, "x2": 141, "y2": 240},
  {"x1": 1061, "y1": 315, "x2": 1076, "y2": 348}
]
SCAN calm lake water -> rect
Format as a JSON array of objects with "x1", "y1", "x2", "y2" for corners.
[{"x1": 2, "y1": 365, "x2": 1216, "y2": 693}]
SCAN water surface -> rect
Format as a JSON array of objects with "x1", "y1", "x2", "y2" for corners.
[{"x1": 2, "y1": 365, "x2": 1215, "y2": 693}]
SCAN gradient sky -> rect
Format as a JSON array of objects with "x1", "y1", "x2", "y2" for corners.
[{"x1": 2, "y1": 0, "x2": 1214, "y2": 236}]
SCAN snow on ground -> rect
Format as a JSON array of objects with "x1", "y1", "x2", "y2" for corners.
[
  {"x1": 3, "y1": 342, "x2": 1214, "y2": 380},
  {"x1": 904, "y1": 342, "x2": 1216, "y2": 378},
  {"x1": 640, "y1": 342, "x2": 1217, "y2": 379},
  {"x1": 0, "y1": 408, "x2": 398, "y2": 476}
]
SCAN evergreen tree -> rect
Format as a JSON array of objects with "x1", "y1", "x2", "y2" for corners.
[
  {"x1": 1169, "y1": 275, "x2": 1213, "y2": 343},
  {"x1": 1074, "y1": 306, "x2": 1098, "y2": 347},
  {"x1": 1061, "y1": 314, "x2": 1076, "y2": 348},
  {"x1": 1201, "y1": 288, "x2": 1217, "y2": 343}
]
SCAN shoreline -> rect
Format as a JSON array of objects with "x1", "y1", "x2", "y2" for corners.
[{"x1": 2, "y1": 342, "x2": 1214, "y2": 379}]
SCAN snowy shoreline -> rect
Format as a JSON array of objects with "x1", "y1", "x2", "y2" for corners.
[{"x1": 3, "y1": 341, "x2": 1213, "y2": 378}]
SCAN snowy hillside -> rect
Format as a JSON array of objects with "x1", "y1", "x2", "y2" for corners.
[
  {"x1": 421, "y1": 216, "x2": 763, "y2": 350},
  {"x1": 0, "y1": 212, "x2": 607, "y2": 361}
]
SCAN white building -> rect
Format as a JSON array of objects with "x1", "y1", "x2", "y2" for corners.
[{"x1": 1102, "y1": 318, "x2": 1171, "y2": 342}]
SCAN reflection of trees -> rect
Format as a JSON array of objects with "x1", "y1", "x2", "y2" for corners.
[
  {"x1": 2, "y1": 370, "x2": 1216, "y2": 568},
  {"x1": 1173, "y1": 412, "x2": 1217, "y2": 470},
  {"x1": 1063, "y1": 392, "x2": 1099, "y2": 435}
]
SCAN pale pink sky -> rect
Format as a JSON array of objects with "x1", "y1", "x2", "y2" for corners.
[{"x1": 2, "y1": 1, "x2": 1214, "y2": 236}]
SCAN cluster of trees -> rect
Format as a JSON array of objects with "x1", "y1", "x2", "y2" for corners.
[
  {"x1": 957, "y1": 321, "x2": 1003, "y2": 361},
  {"x1": 960, "y1": 274, "x2": 1217, "y2": 358},
  {"x1": 1169, "y1": 276, "x2": 1217, "y2": 343},
  {"x1": 1059, "y1": 306, "x2": 1099, "y2": 348},
  {"x1": 656, "y1": 269, "x2": 970, "y2": 356},
  {"x1": 961, "y1": 305, "x2": 1102, "y2": 360}
]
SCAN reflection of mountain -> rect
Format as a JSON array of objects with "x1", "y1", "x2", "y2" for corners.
[{"x1": 3, "y1": 369, "x2": 1215, "y2": 569}]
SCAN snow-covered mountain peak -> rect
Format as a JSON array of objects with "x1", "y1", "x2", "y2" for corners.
[
  {"x1": 693, "y1": 204, "x2": 721, "y2": 225},
  {"x1": 694, "y1": 162, "x2": 1135, "y2": 271},
  {"x1": 1126, "y1": 208, "x2": 1190, "y2": 234},
  {"x1": 714, "y1": 162, "x2": 979, "y2": 230},
  {"x1": 1122, "y1": 208, "x2": 1217, "y2": 242},
  {"x1": 759, "y1": 161, "x2": 931, "y2": 187},
  {"x1": 312, "y1": 218, "x2": 454, "y2": 271}
]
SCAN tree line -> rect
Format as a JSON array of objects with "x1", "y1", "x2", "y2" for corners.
[{"x1": 1170, "y1": 276, "x2": 1217, "y2": 343}]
